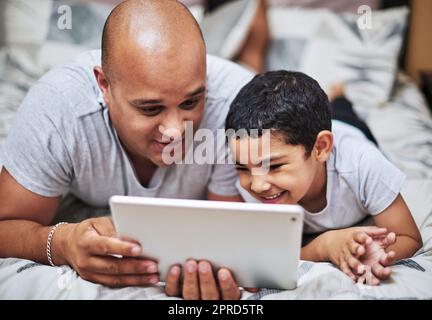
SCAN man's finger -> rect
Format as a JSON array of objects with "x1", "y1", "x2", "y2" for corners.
[
  {"x1": 198, "y1": 261, "x2": 219, "y2": 300},
  {"x1": 165, "y1": 265, "x2": 182, "y2": 297},
  {"x1": 218, "y1": 268, "x2": 241, "y2": 300},
  {"x1": 182, "y1": 260, "x2": 200, "y2": 300},
  {"x1": 83, "y1": 272, "x2": 159, "y2": 287},
  {"x1": 87, "y1": 235, "x2": 142, "y2": 257},
  {"x1": 90, "y1": 217, "x2": 117, "y2": 237},
  {"x1": 83, "y1": 256, "x2": 158, "y2": 275}
]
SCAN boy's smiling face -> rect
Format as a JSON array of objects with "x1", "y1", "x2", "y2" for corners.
[{"x1": 230, "y1": 130, "x2": 332, "y2": 208}]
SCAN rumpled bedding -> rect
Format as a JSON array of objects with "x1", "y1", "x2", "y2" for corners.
[{"x1": 0, "y1": 73, "x2": 431, "y2": 299}]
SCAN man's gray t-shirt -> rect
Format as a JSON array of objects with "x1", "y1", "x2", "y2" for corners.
[{"x1": 2, "y1": 50, "x2": 254, "y2": 206}]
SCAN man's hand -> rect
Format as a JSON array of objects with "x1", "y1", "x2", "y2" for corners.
[
  {"x1": 165, "y1": 260, "x2": 244, "y2": 300},
  {"x1": 60, "y1": 217, "x2": 160, "y2": 287},
  {"x1": 323, "y1": 226, "x2": 391, "y2": 284}
]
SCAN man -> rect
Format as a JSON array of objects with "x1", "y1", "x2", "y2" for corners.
[{"x1": 0, "y1": 0, "x2": 253, "y2": 300}]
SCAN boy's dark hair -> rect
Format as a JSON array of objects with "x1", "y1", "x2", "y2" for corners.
[{"x1": 225, "y1": 70, "x2": 331, "y2": 157}]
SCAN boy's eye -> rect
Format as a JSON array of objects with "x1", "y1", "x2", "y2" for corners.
[
  {"x1": 269, "y1": 164, "x2": 283, "y2": 171},
  {"x1": 180, "y1": 99, "x2": 199, "y2": 110},
  {"x1": 235, "y1": 166, "x2": 249, "y2": 172},
  {"x1": 140, "y1": 106, "x2": 163, "y2": 116}
]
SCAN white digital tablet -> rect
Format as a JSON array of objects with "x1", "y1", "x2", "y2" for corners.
[{"x1": 109, "y1": 195, "x2": 303, "y2": 290}]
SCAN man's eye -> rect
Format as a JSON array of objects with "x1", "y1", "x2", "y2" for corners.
[
  {"x1": 180, "y1": 99, "x2": 199, "y2": 110},
  {"x1": 235, "y1": 166, "x2": 248, "y2": 172},
  {"x1": 141, "y1": 106, "x2": 163, "y2": 116}
]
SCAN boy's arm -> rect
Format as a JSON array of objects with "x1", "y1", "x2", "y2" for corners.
[
  {"x1": 300, "y1": 232, "x2": 330, "y2": 262},
  {"x1": 302, "y1": 193, "x2": 423, "y2": 262},
  {"x1": 373, "y1": 193, "x2": 423, "y2": 260}
]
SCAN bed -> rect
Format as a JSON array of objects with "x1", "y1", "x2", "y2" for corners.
[{"x1": 0, "y1": 0, "x2": 431, "y2": 299}]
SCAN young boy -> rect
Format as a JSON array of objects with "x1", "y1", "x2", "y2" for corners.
[{"x1": 225, "y1": 70, "x2": 423, "y2": 285}]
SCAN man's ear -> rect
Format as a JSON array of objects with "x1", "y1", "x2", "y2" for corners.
[
  {"x1": 313, "y1": 130, "x2": 333, "y2": 162},
  {"x1": 93, "y1": 66, "x2": 111, "y2": 105}
]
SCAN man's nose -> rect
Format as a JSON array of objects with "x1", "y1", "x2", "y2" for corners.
[
  {"x1": 250, "y1": 175, "x2": 271, "y2": 194},
  {"x1": 159, "y1": 114, "x2": 184, "y2": 141}
]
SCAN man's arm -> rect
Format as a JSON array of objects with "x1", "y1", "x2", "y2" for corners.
[
  {"x1": 0, "y1": 168, "x2": 63, "y2": 264},
  {"x1": 0, "y1": 168, "x2": 159, "y2": 287}
]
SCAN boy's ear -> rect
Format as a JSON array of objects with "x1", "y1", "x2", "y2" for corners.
[{"x1": 313, "y1": 130, "x2": 333, "y2": 162}]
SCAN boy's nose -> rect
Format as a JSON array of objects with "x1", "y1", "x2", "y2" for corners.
[{"x1": 250, "y1": 176, "x2": 271, "y2": 194}]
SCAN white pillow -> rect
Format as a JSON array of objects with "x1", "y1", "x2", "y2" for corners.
[
  {"x1": 266, "y1": 6, "x2": 409, "y2": 105},
  {"x1": 200, "y1": 0, "x2": 260, "y2": 60}
]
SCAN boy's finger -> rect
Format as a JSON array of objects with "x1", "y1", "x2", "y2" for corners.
[
  {"x1": 372, "y1": 263, "x2": 392, "y2": 280},
  {"x1": 348, "y1": 239, "x2": 365, "y2": 257},
  {"x1": 379, "y1": 251, "x2": 396, "y2": 267},
  {"x1": 381, "y1": 232, "x2": 397, "y2": 247},
  {"x1": 165, "y1": 265, "x2": 182, "y2": 297},
  {"x1": 340, "y1": 259, "x2": 357, "y2": 282},
  {"x1": 366, "y1": 272, "x2": 380, "y2": 286},
  {"x1": 344, "y1": 250, "x2": 364, "y2": 275},
  {"x1": 357, "y1": 275, "x2": 366, "y2": 285},
  {"x1": 363, "y1": 227, "x2": 388, "y2": 236},
  {"x1": 353, "y1": 232, "x2": 373, "y2": 246},
  {"x1": 360, "y1": 266, "x2": 380, "y2": 286}
]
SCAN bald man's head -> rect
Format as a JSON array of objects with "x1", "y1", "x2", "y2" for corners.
[{"x1": 101, "y1": 0, "x2": 205, "y2": 82}]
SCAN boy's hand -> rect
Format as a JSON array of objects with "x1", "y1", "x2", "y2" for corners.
[
  {"x1": 356, "y1": 232, "x2": 396, "y2": 285},
  {"x1": 165, "y1": 260, "x2": 257, "y2": 300},
  {"x1": 324, "y1": 226, "x2": 389, "y2": 284}
]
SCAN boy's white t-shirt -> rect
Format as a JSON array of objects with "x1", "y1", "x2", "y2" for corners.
[{"x1": 237, "y1": 120, "x2": 406, "y2": 234}]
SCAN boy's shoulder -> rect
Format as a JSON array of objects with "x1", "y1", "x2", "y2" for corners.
[
  {"x1": 329, "y1": 120, "x2": 384, "y2": 175},
  {"x1": 329, "y1": 121, "x2": 405, "y2": 215}
]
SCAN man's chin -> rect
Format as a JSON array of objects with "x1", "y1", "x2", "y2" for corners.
[{"x1": 151, "y1": 153, "x2": 185, "y2": 167}]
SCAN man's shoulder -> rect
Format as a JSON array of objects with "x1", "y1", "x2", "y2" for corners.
[
  {"x1": 206, "y1": 54, "x2": 254, "y2": 99},
  {"x1": 201, "y1": 55, "x2": 254, "y2": 130},
  {"x1": 34, "y1": 50, "x2": 103, "y2": 118}
]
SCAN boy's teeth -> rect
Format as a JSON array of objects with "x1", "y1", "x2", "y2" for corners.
[{"x1": 263, "y1": 192, "x2": 282, "y2": 200}]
